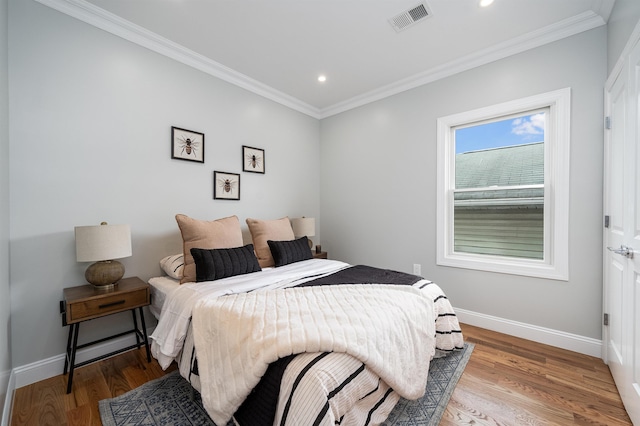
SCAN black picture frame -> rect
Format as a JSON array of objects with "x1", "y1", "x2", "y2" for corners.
[
  {"x1": 171, "y1": 126, "x2": 204, "y2": 163},
  {"x1": 214, "y1": 171, "x2": 240, "y2": 200},
  {"x1": 242, "y1": 145, "x2": 265, "y2": 173}
]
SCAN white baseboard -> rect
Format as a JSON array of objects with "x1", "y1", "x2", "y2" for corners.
[
  {"x1": 1, "y1": 369, "x2": 14, "y2": 426},
  {"x1": 455, "y1": 307, "x2": 602, "y2": 358},
  {"x1": 13, "y1": 326, "x2": 155, "y2": 390}
]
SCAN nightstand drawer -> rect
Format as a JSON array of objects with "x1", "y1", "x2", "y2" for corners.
[
  {"x1": 67, "y1": 288, "x2": 149, "y2": 322},
  {"x1": 63, "y1": 277, "x2": 151, "y2": 324}
]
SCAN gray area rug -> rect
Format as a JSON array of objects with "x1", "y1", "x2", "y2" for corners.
[{"x1": 99, "y1": 342, "x2": 474, "y2": 426}]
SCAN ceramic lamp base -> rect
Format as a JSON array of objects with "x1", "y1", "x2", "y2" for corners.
[{"x1": 85, "y1": 260, "x2": 125, "y2": 289}]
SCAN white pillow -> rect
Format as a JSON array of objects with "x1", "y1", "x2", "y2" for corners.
[{"x1": 160, "y1": 254, "x2": 184, "y2": 280}]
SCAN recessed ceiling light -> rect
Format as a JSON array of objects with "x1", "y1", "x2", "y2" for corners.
[
  {"x1": 317, "y1": 75, "x2": 327, "y2": 83},
  {"x1": 479, "y1": 0, "x2": 494, "y2": 7}
]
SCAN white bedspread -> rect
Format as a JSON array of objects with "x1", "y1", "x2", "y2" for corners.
[
  {"x1": 150, "y1": 259, "x2": 351, "y2": 369},
  {"x1": 192, "y1": 284, "x2": 436, "y2": 426}
]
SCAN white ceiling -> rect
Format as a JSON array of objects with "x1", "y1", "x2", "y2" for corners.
[{"x1": 42, "y1": 0, "x2": 614, "y2": 117}]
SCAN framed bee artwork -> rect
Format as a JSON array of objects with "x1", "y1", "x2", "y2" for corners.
[
  {"x1": 171, "y1": 126, "x2": 205, "y2": 163},
  {"x1": 214, "y1": 171, "x2": 240, "y2": 200},
  {"x1": 242, "y1": 145, "x2": 265, "y2": 174}
]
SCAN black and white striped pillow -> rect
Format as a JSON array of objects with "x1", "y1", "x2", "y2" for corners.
[{"x1": 159, "y1": 254, "x2": 184, "y2": 280}]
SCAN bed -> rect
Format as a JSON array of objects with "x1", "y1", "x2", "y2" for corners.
[{"x1": 148, "y1": 214, "x2": 464, "y2": 426}]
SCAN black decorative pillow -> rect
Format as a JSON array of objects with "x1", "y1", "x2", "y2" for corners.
[
  {"x1": 190, "y1": 244, "x2": 261, "y2": 282},
  {"x1": 267, "y1": 236, "x2": 313, "y2": 267}
]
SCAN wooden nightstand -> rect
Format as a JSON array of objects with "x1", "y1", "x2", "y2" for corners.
[
  {"x1": 60, "y1": 276, "x2": 151, "y2": 394},
  {"x1": 313, "y1": 251, "x2": 328, "y2": 259}
]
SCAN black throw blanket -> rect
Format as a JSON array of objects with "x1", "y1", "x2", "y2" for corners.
[{"x1": 233, "y1": 265, "x2": 423, "y2": 426}]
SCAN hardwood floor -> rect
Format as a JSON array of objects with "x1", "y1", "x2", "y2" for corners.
[
  {"x1": 9, "y1": 323, "x2": 632, "y2": 425},
  {"x1": 10, "y1": 349, "x2": 177, "y2": 426},
  {"x1": 443, "y1": 324, "x2": 632, "y2": 425}
]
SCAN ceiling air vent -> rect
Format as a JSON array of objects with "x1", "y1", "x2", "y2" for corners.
[{"x1": 390, "y1": 2, "x2": 431, "y2": 33}]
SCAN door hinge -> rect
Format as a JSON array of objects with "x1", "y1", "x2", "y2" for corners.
[
  {"x1": 604, "y1": 313, "x2": 609, "y2": 326},
  {"x1": 605, "y1": 116, "x2": 611, "y2": 129},
  {"x1": 604, "y1": 215, "x2": 610, "y2": 228}
]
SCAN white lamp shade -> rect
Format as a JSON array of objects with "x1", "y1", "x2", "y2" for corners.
[
  {"x1": 75, "y1": 223, "x2": 132, "y2": 262},
  {"x1": 290, "y1": 217, "x2": 315, "y2": 237}
]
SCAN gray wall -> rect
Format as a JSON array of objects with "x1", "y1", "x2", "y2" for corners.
[
  {"x1": 320, "y1": 27, "x2": 607, "y2": 340},
  {"x1": 8, "y1": 0, "x2": 320, "y2": 366},
  {"x1": 1, "y1": 0, "x2": 11, "y2": 416},
  {"x1": 607, "y1": 0, "x2": 640, "y2": 73}
]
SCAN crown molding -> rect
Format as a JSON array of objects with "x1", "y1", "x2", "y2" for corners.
[
  {"x1": 319, "y1": 10, "x2": 606, "y2": 118},
  {"x1": 34, "y1": 0, "x2": 323, "y2": 119},
  {"x1": 35, "y1": 0, "x2": 605, "y2": 120}
]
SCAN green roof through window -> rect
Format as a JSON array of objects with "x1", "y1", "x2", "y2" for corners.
[{"x1": 455, "y1": 142, "x2": 543, "y2": 202}]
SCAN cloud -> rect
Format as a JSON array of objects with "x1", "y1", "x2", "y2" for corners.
[{"x1": 511, "y1": 113, "x2": 545, "y2": 137}]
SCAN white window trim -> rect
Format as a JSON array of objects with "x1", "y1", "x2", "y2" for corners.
[{"x1": 436, "y1": 88, "x2": 570, "y2": 281}]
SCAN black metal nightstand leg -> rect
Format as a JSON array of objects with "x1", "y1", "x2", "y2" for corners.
[
  {"x1": 138, "y1": 307, "x2": 151, "y2": 362},
  {"x1": 63, "y1": 322, "x2": 74, "y2": 375},
  {"x1": 66, "y1": 323, "x2": 80, "y2": 394},
  {"x1": 131, "y1": 309, "x2": 141, "y2": 347}
]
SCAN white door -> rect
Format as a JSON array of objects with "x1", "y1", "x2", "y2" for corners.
[{"x1": 604, "y1": 37, "x2": 640, "y2": 425}]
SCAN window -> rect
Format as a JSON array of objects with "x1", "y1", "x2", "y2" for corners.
[
  {"x1": 454, "y1": 110, "x2": 546, "y2": 260},
  {"x1": 436, "y1": 89, "x2": 570, "y2": 280}
]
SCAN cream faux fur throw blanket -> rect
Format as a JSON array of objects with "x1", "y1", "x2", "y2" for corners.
[{"x1": 192, "y1": 284, "x2": 436, "y2": 425}]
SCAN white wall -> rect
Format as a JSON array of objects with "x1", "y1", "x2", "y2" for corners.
[
  {"x1": 320, "y1": 27, "x2": 607, "y2": 340},
  {"x1": 0, "y1": 0, "x2": 11, "y2": 416},
  {"x1": 607, "y1": 0, "x2": 640, "y2": 73},
  {"x1": 8, "y1": 0, "x2": 320, "y2": 367}
]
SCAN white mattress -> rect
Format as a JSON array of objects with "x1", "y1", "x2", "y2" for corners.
[{"x1": 148, "y1": 275, "x2": 180, "y2": 319}]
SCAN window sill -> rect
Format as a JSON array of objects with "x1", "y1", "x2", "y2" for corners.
[{"x1": 437, "y1": 253, "x2": 568, "y2": 281}]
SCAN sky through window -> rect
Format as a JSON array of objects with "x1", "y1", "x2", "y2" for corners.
[{"x1": 455, "y1": 112, "x2": 545, "y2": 154}]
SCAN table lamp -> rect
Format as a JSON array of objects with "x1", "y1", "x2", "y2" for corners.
[
  {"x1": 75, "y1": 222, "x2": 132, "y2": 290},
  {"x1": 291, "y1": 217, "x2": 315, "y2": 249}
]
